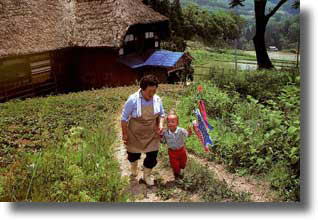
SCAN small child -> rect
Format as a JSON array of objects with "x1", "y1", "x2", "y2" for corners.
[{"x1": 161, "y1": 110, "x2": 192, "y2": 180}]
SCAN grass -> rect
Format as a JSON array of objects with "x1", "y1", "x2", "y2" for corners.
[
  {"x1": 0, "y1": 62, "x2": 300, "y2": 202},
  {"x1": 175, "y1": 43, "x2": 299, "y2": 201},
  {"x1": 1, "y1": 125, "x2": 130, "y2": 202},
  {"x1": 157, "y1": 144, "x2": 251, "y2": 202},
  {"x1": 0, "y1": 86, "x2": 139, "y2": 201},
  {"x1": 156, "y1": 92, "x2": 251, "y2": 202},
  {"x1": 176, "y1": 159, "x2": 251, "y2": 202},
  {"x1": 0, "y1": 84, "x2": 187, "y2": 202},
  {"x1": 175, "y1": 73, "x2": 300, "y2": 201},
  {"x1": 0, "y1": 86, "x2": 137, "y2": 167},
  {"x1": 186, "y1": 41, "x2": 297, "y2": 67}
]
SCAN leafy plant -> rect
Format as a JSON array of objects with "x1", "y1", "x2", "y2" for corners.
[{"x1": 176, "y1": 76, "x2": 300, "y2": 201}]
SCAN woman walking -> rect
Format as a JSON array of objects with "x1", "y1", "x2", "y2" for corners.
[{"x1": 121, "y1": 75, "x2": 165, "y2": 186}]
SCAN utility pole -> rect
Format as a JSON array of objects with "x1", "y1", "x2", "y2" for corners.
[
  {"x1": 296, "y1": 35, "x2": 300, "y2": 69},
  {"x1": 235, "y1": 38, "x2": 238, "y2": 74}
]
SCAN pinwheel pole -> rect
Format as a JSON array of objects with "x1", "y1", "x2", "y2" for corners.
[{"x1": 190, "y1": 84, "x2": 214, "y2": 153}]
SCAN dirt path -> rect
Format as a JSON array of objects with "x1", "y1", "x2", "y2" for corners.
[
  {"x1": 113, "y1": 107, "x2": 201, "y2": 202},
  {"x1": 187, "y1": 154, "x2": 275, "y2": 202},
  {"x1": 114, "y1": 100, "x2": 275, "y2": 202}
]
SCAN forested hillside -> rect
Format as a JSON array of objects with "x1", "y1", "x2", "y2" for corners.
[
  {"x1": 180, "y1": 0, "x2": 300, "y2": 50},
  {"x1": 181, "y1": 0, "x2": 299, "y2": 17}
]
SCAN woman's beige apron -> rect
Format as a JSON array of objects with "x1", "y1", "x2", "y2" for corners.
[{"x1": 126, "y1": 104, "x2": 160, "y2": 153}]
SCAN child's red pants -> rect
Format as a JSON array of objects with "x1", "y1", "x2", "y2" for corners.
[{"x1": 168, "y1": 146, "x2": 187, "y2": 175}]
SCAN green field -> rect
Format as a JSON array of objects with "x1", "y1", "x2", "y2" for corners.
[
  {"x1": 0, "y1": 85, "x2": 253, "y2": 202},
  {"x1": 0, "y1": 86, "x2": 138, "y2": 202},
  {"x1": 0, "y1": 60, "x2": 300, "y2": 201},
  {"x1": 186, "y1": 41, "x2": 298, "y2": 69}
]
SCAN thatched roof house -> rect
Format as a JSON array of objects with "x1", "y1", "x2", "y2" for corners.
[
  {"x1": 0, "y1": 0, "x2": 168, "y2": 58},
  {"x1": 0, "y1": 0, "x2": 192, "y2": 102}
]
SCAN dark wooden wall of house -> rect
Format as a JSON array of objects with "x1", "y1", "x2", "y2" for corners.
[
  {"x1": 73, "y1": 48, "x2": 140, "y2": 90},
  {"x1": 0, "y1": 52, "x2": 61, "y2": 101},
  {"x1": 50, "y1": 48, "x2": 77, "y2": 93},
  {"x1": 1, "y1": 44, "x2": 174, "y2": 102}
]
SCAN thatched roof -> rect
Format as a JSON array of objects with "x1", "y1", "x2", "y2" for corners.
[{"x1": 0, "y1": 0, "x2": 168, "y2": 58}]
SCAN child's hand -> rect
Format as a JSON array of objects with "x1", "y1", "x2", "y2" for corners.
[
  {"x1": 156, "y1": 126, "x2": 164, "y2": 136},
  {"x1": 160, "y1": 133, "x2": 166, "y2": 144}
]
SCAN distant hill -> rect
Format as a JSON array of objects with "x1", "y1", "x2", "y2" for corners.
[
  {"x1": 181, "y1": 0, "x2": 299, "y2": 19},
  {"x1": 179, "y1": 0, "x2": 299, "y2": 50}
]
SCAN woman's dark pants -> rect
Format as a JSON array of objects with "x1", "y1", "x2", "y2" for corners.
[{"x1": 127, "y1": 151, "x2": 158, "y2": 169}]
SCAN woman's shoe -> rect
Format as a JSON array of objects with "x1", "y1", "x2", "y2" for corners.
[
  {"x1": 143, "y1": 167, "x2": 155, "y2": 186},
  {"x1": 130, "y1": 161, "x2": 138, "y2": 177}
]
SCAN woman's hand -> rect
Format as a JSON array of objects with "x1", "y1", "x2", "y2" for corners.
[
  {"x1": 121, "y1": 121, "x2": 129, "y2": 145},
  {"x1": 122, "y1": 134, "x2": 128, "y2": 145},
  {"x1": 157, "y1": 116, "x2": 165, "y2": 135}
]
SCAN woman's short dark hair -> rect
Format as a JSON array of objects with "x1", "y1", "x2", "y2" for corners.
[{"x1": 140, "y1": 74, "x2": 159, "y2": 90}]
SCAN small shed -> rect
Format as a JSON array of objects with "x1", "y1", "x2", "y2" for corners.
[{"x1": 118, "y1": 49, "x2": 193, "y2": 83}]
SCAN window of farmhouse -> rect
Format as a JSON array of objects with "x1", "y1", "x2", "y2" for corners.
[
  {"x1": 145, "y1": 32, "x2": 154, "y2": 39},
  {"x1": 124, "y1": 34, "x2": 135, "y2": 43}
]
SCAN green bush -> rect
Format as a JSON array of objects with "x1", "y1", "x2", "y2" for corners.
[
  {"x1": 267, "y1": 161, "x2": 300, "y2": 201},
  {"x1": 209, "y1": 68, "x2": 299, "y2": 103},
  {"x1": 177, "y1": 78, "x2": 300, "y2": 201}
]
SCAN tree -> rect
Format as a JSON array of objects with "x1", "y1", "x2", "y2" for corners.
[
  {"x1": 230, "y1": 0, "x2": 299, "y2": 69},
  {"x1": 145, "y1": 0, "x2": 187, "y2": 51}
]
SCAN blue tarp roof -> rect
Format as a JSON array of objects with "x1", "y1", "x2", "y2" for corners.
[
  {"x1": 144, "y1": 50, "x2": 184, "y2": 67},
  {"x1": 118, "y1": 50, "x2": 184, "y2": 69}
]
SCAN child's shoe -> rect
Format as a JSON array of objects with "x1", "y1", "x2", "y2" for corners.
[
  {"x1": 180, "y1": 169, "x2": 185, "y2": 177},
  {"x1": 174, "y1": 173, "x2": 183, "y2": 180}
]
